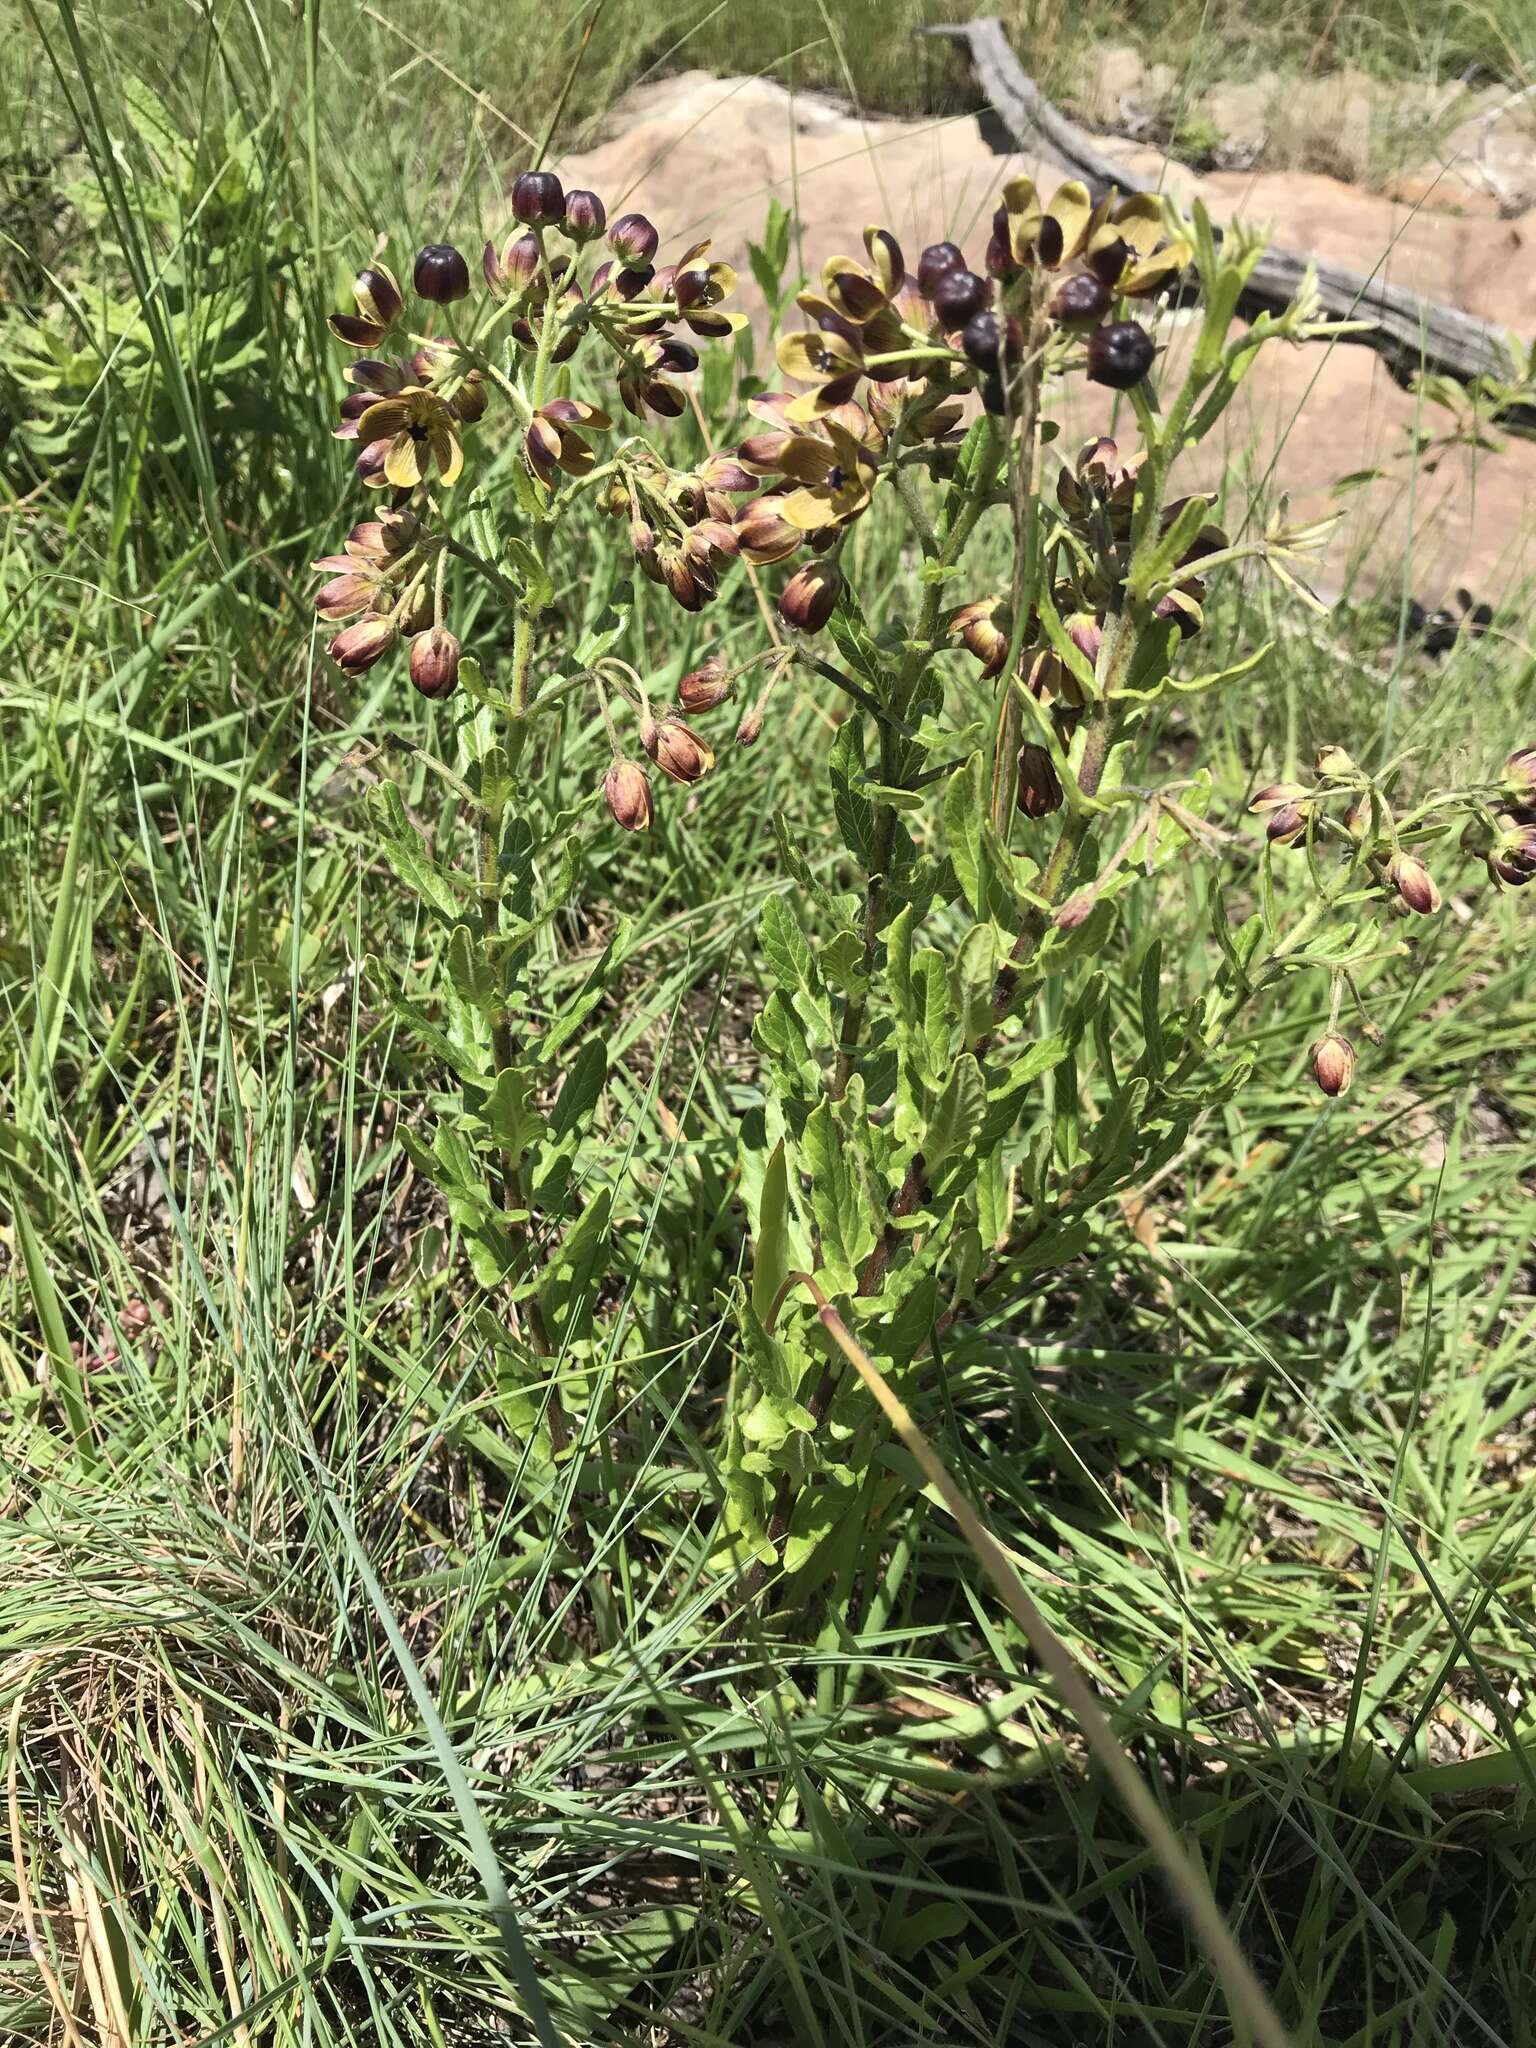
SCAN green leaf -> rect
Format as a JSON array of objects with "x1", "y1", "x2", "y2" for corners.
[
  {"x1": 752, "y1": 1139, "x2": 793, "y2": 1323},
  {"x1": 910, "y1": 949, "x2": 953, "y2": 1088},
  {"x1": 505, "y1": 535, "x2": 554, "y2": 613},
  {"x1": 804, "y1": 1102, "x2": 875, "y2": 1295},
  {"x1": 539, "y1": 1188, "x2": 612, "y2": 1338},
  {"x1": 828, "y1": 719, "x2": 875, "y2": 868},
  {"x1": 484, "y1": 1068, "x2": 547, "y2": 1165},
  {"x1": 827, "y1": 582, "x2": 886, "y2": 689},
  {"x1": 783, "y1": 1482, "x2": 847, "y2": 1574},
  {"x1": 548, "y1": 1039, "x2": 606, "y2": 1142},
  {"x1": 366, "y1": 781, "x2": 461, "y2": 920},
  {"x1": 740, "y1": 1389, "x2": 818, "y2": 1448},
  {"x1": 925, "y1": 1053, "x2": 984, "y2": 1172},
  {"x1": 447, "y1": 923, "x2": 498, "y2": 1010}
]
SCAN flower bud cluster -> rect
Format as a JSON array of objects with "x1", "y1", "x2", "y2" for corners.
[{"x1": 317, "y1": 181, "x2": 745, "y2": 694}]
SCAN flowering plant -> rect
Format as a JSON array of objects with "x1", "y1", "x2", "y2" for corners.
[{"x1": 313, "y1": 170, "x2": 1527, "y2": 1583}]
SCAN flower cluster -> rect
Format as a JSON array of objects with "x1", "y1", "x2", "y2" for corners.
[
  {"x1": 946, "y1": 435, "x2": 1223, "y2": 814},
  {"x1": 729, "y1": 182, "x2": 1189, "y2": 642},
  {"x1": 315, "y1": 171, "x2": 746, "y2": 712}
]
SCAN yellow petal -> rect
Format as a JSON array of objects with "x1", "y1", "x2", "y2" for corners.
[
  {"x1": 383, "y1": 434, "x2": 425, "y2": 488},
  {"x1": 1043, "y1": 180, "x2": 1093, "y2": 266},
  {"x1": 1113, "y1": 193, "x2": 1166, "y2": 256},
  {"x1": 1120, "y1": 241, "x2": 1190, "y2": 296},
  {"x1": 356, "y1": 397, "x2": 410, "y2": 442},
  {"x1": 777, "y1": 329, "x2": 860, "y2": 383},
  {"x1": 777, "y1": 436, "x2": 837, "y2": 485},
  {"x1": 780, "y1": 486, "x2": 837, "y2": 531},
  {"x1": 431, "y1": 427, "x2": 463, "y2": 487}
]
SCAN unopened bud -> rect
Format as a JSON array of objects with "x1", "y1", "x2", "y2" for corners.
[
  {"x1": 1314, "y1": 744, "x2": 1357, "y2": 781},
  {"x1": 1249, "y1": 780, "x2": 1309, "y2": 815},
  {"x1": 329, "y1": 616, "x2": 397, "y2": 676},
  {"x1": 1086, "y1": 320, "x2": 1156, "y2": 391},
  {"x1": 512, "y1": 169, "x2": 565, "y2": 227},
  {"x1": 1310, "y1": 1031, "x2": 1355, "y2": 1097},
  {"x1": 950, "y1": 595, "x2": 1010, "y2": 677},
  {"x1": 778, "y1": 559, "x2": 842, "y2": 634},
  {"x1": 736, "y1": 706, "x2": 764, "y2": 747},
  {"x1": 1487, "y1": 814, "x2": 1536, "y2": 887},
  {"x1": 1266, "y1": 802, "x2": 1308, "y2": 846},
  {"x1": 642, "y1": 712, "x2": 715, "y2": 785},
  {"x1": 1016, "y1": 744, "x2": 1063, "y2": 819},
  {"x1": 1503, "y1": 746, "x2": 1536, "y2": 808},
  {"x1": 562, "y1": 188, "x2": 606, "y2": 242},
  {"x1": 1055, "y1": 890, "x2": 1094, "y2": 931},
  {"x1": 315, "y1": 572, "x2": 375, "y2": 621},
  {"x1": 413, "y1": 243, "x2": 470, "y2": 304},
  {"x1": 1390, "y1": 853, "x2": 1440, "y2": 915},
  {"x1": 629, "y1": 517, "x2": 655, "y2": 558},
  {"x1": 408, "y1": 626, "x2": 460, "y2": 699},
  {"x1": 678, "y1": 654, "x2": 732, "y2": 712},
  {"x1": 603, "y1": 758, "x2": 653, "y2": 831},
  {"x1": 608, "y1": 211, "x2": 659, "y2": 269},
  {"x1": 353, "y1": 265, "x2": 404, "y2": 330},
  {"x1": 736, "y1": 497, "x2": 800, "y2": 565}
]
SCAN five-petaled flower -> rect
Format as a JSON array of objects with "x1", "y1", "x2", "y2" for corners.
[{"x1": 354, "y1": 387, "x2": 464, "y2": 489}]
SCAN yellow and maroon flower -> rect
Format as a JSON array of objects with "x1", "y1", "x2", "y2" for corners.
[
  {"x1": 352, "y1": 387, "x2": 464, "y2": 489},
  {"x1": 524, "y1": 398, "x2": 611, "y2": 483},
  {"x1": 327, "y1": 263, "x2": 405, "y2": 349},
  {"x1": 773, "y1": 417, "x2": 879, "y2": 534},
  {"x1": 774, "y1": 327, "x2": 865, "y2": 422},
  {"x1": 666, "y1": 240, "x2": 742, "y2": 339}
]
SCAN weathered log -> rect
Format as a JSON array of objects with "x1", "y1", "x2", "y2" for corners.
[{"x1": 930, "y1": 16, "x2": 1523, "y2": 387}]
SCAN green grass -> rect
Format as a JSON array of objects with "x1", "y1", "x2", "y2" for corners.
[{"x1": 3, "y1": 4, "x2": 1536, "y2": 2044}]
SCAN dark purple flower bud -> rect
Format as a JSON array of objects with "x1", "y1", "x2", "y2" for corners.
[
  {"x1": 512, "y1": 169, "x2": 565, "y2": 226},
  {"x1": 408, "y1": 627, "x2": 460, "y2": 699},
  {"x1": 563, "y1": 188, "x2": 606, "y2": 241},
  {"x1": 1086, "y1": 236, "x2": 1130, "y2": 287},
  {"x1": 655, "y1": 338, "x2": 699, "y2": 374},
  {"x1": 413, "y1": 243, "x2": 470, "y2": 304},
  {"x1": 608, "y1": 211, "x2": 659, "y2": 269},
  {"x1": 917, "y1": 241, "x2": 965, "y2": 297},
  {"x1": 1087, "y1": 320, "x2": 1156, "y2": 390},
  {"x1": 678, "y1": 654, "x2": 732, "y2": 712},
  {"x1": 1051, "y1": 271, "x2": 1112, "y2": 326},
  {"x1": 1266, "y1": 802, "x2": 1309, "y2": 846},
  {"x1": 314, "y1": 572, "x2": 374, "y2": 620},
  {"x1": 1310, "y1": 1032, "x2": 1355, "y2": 1097},
  {"x1": 736, "y1": 497, "x2": 800, "y2": 565},
  {"x1": 453, "y1": 373, "x2": 488, "y2": 423},
  {"x1": 1390, "y1": 853, "x2": 1440, "y2": 915},
  {"x1": 962, "y1": 310, "x2": 1021, "y2": 370},
  {"x1": 778, "y1": 559, "x2": 842, "y2": 634},
  {"x1": 1016, "y1": 744, "x2": 1063, "y2": 819},
  {"x1": 932, "y1": 267, "x2": 990, "y2": 326},
  {"x1": 979, "y1": 374, "x2": 1006, "y2": 416},
  {"x1": 642, "y1": 712, "x2": 715, "y2": 784},
  {"x1": 329, "y1": 616, "x2": 397, "y2": 676},
  {"x1": 604, "y1": 758, "x2": 653, "y2": 831}
]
